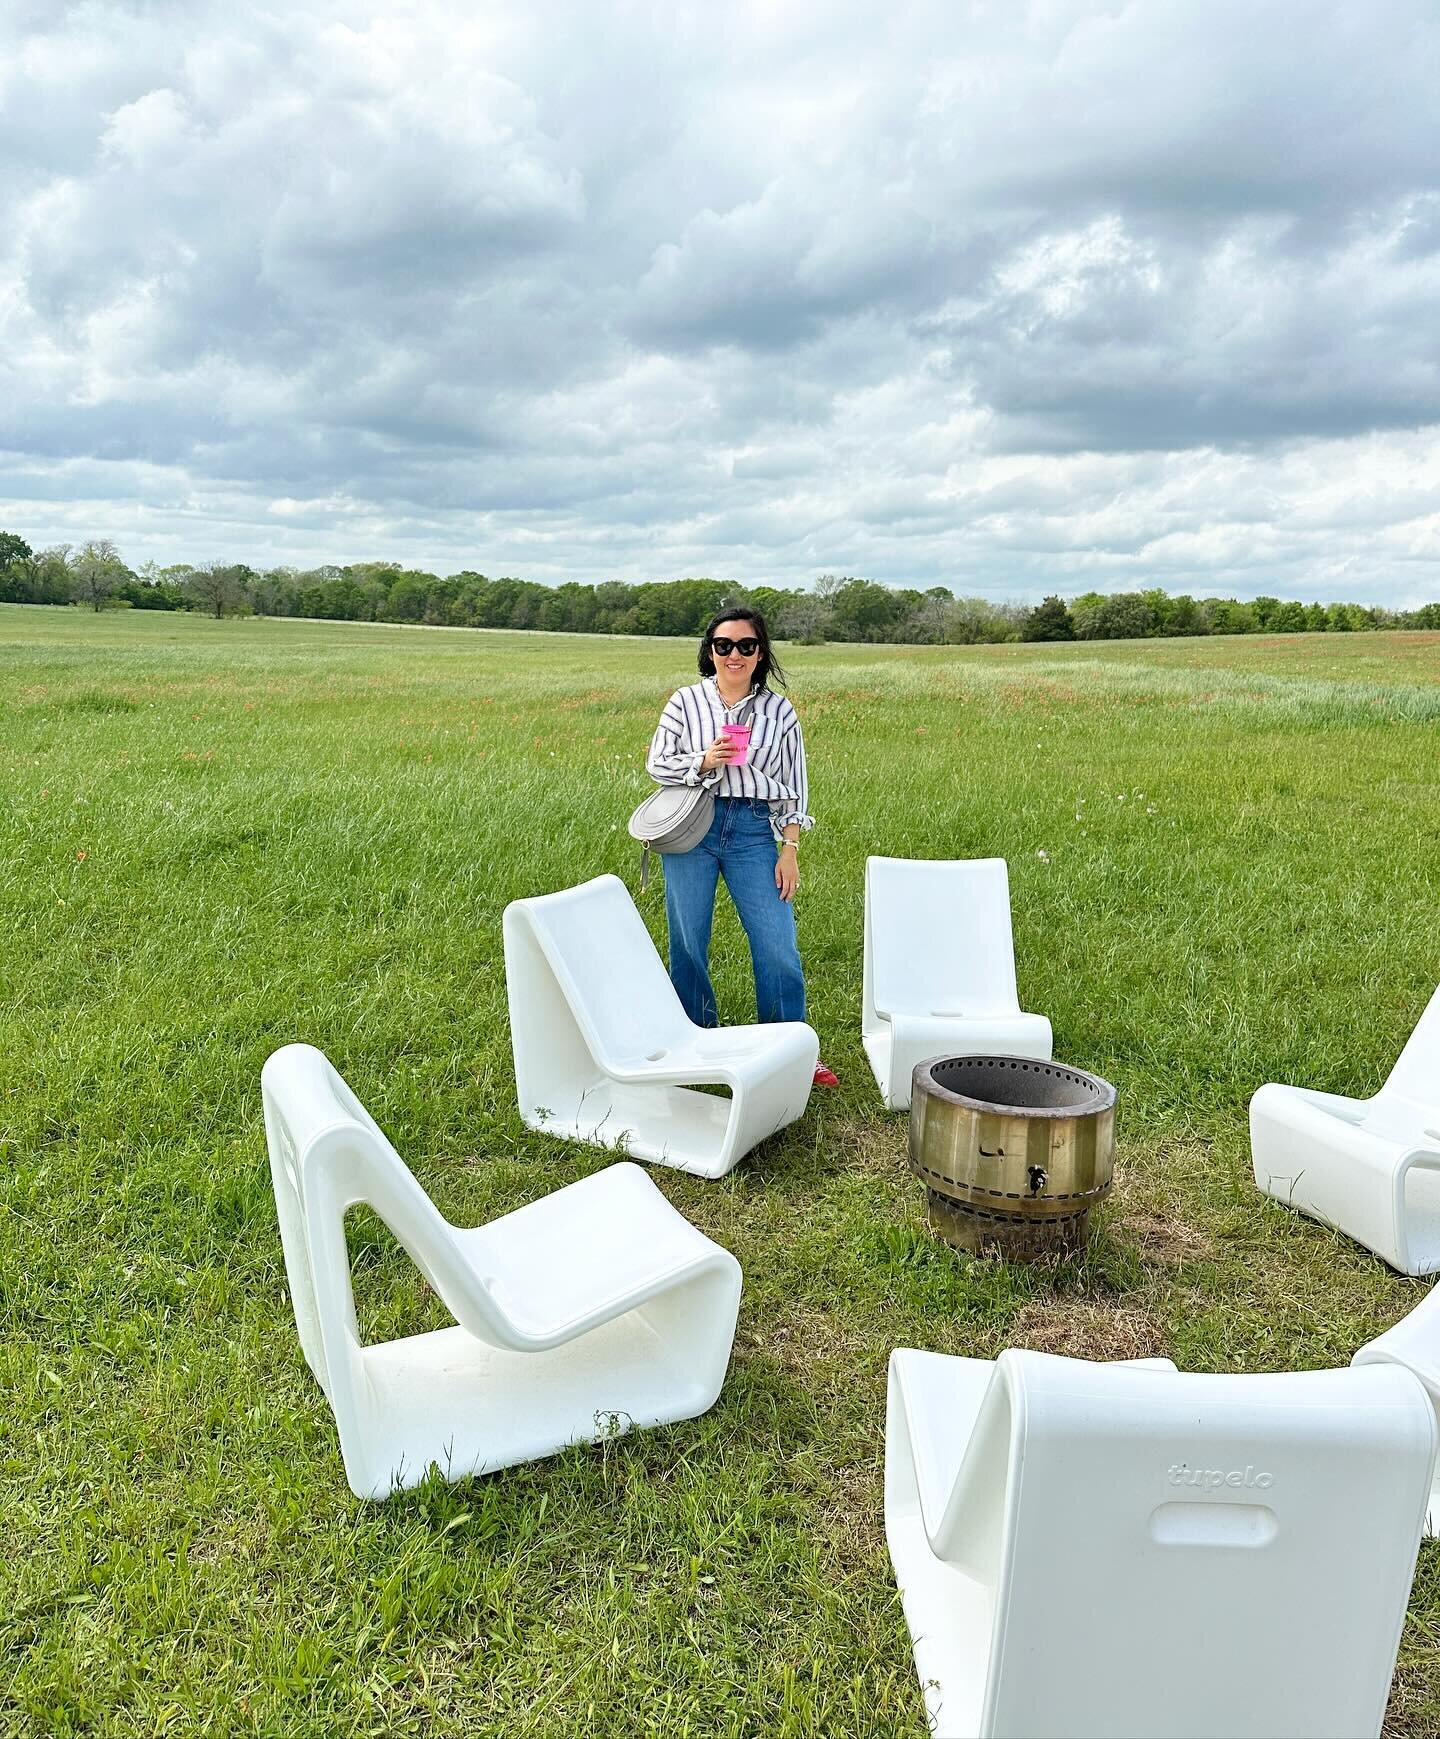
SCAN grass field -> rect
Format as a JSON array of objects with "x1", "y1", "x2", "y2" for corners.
[{"x1": 3, "y1": 603, "x2": 1439, "y2": 1737}]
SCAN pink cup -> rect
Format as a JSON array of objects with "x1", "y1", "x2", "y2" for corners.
[{"x1": 720, "y1": 722, "x2": 751, "y2": 765}]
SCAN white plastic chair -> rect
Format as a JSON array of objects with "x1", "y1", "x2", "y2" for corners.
[
  {"x1": 1251, "y1": 985, "x2": 1440, "y2": 1274},
  {"x1": 263, "y1": 1043, "x2": 742, "y2": 1500},
  {"x1": 886, "y1": 1345, "x2": 1435, "y2": 1739},
  {"x1": 1355, "y1": 1277, "x2": 1440, "y2": 1536},
  {"x1": 503, "y1": 874, "x2": 818, "y2": 1178},
  {"x1": 862, "y1": 857, "x2": 1052, "y2": 1110}
]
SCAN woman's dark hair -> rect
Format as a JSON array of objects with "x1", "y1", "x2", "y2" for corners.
[{"x1": 697, "y1": 604, "x2": 787, "y2": 691}]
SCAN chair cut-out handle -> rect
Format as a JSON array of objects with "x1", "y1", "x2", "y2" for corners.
[{"x1": 1148, "y1": 1501, "x2": 1277, "y2": 1549}]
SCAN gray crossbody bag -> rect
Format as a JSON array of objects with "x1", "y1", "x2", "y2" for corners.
[{"x1": 628, "y1": 694, "x2": 757, "y2": 889}]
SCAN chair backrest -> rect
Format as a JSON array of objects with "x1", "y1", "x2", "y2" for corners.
[
  {"x1": 936, "y1": 1349, "x2": 1435, "y2": 1738},
  {"x1": 507, "y1": 874, "x2": 693, "y2": 1064},
  {"x1": 262, "y1": 1045, "x2": 524, "y2": 1398},
  {"x1": 1379, "y1": 983, "x2": 1440, "y2": 1109},
  {"x1": 864, "y1": 857, "x2": 1021, "y2": 1024}
]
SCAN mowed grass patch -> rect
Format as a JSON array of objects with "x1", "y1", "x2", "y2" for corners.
[{"x1": 2, "y1": 604, "x2": 1439, "y2": 1736}]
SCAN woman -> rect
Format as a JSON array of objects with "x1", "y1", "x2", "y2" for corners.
[{"x1": 646, "y1": 606, "x2": 838, "y2": 1087}]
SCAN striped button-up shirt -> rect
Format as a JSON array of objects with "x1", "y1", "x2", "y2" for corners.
[{"x1": 646, "y1": 678, "x2": 813, "y2": 836}]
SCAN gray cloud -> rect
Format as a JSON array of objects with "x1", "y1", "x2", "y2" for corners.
[{"x1": 1, "y1": 0, "x2": 1438, "y2": 604}]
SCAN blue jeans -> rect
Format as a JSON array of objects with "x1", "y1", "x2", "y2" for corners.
[{"x1": 663, "y1": 798, "x2": 807, "y2": 1027}]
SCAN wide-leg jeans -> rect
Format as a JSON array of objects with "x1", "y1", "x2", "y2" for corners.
[{"x1": 662, "y1": 797, "x2": 807, "y2": 1027}]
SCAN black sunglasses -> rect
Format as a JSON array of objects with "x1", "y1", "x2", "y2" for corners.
[{"x1": 710, "y1": 636, "x2": 759, "y2": 656}]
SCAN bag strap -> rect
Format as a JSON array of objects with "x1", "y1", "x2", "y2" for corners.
[{"x1": 636, "y1": 692, "x2": 757, "y2": 893}]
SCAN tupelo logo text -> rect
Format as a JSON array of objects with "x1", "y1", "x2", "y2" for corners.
[{"x1": 1168, "y1": 1463, "x2": 1274, "y2": 1491}]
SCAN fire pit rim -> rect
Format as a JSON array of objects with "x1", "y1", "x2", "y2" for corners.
[{"x1": 910, "y1": 1052, "x2": 1118, "y2": 1121}]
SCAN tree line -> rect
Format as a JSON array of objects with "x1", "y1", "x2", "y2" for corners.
[{"x1": 2, "y1": 531, "x2": 1436, "y2": 643}]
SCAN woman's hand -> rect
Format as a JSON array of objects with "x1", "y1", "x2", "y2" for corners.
[
  {"x1": 701, "y1": 735, "x2": 739, "y2": 771},
  {"x1": 775, "y1": 841, "x2": 799, "y2": 902}
]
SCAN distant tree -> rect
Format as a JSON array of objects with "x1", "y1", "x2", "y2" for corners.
[
  {"x1": 633, "y1": 577, "x2": 732, "y2": 636},
  {"x1": 184, "y1": 562, "x2": 250, "y2": 619},
  {"x1": 1073, "y1": 592, "x2": 1154, "y2": 639},
  {"x1": 117, "y1": 574, "x2": 185, "y2": 610},
  {"x1": 381, "y1": 571, "x2": 432, "y2": 622},
  {"x1": 1020, "y1": 595, "x2": 1075, "y2": 641},
  {"x1": 1069, "y1": 595, "x2": 1104, "y2": 637},
  {"x1": 1161, "y1": 594, "x2": 1209, "y2": 636},
  {"x1": 25, "y1": 545, "x2": 74, "y2": 604},
  {"x1": 1251, "y1": 596, "x2": 1283, "y2": 631},
  {"x1": 1140, "y1": 587, "x2": 1173, "y2": 633},
  {"x1": 246, "y1": 568, "x2": 299, "y2": 617},
  {"x1": 69, "y1": 539, "x2": 131, "y2": 611},
  {"x1": 905, "y1": 589, "x2": 954, "y2": 644},
  {"x1": 0, "y1": 531, "x2": 42, "y2": 603},
  {"x1": 944, "y1": 597, "x2": 1018, "y2": 645},
  {"x1": 1407, "y1": 601, "x2": 1440, "y2": 629},
  {"x1": 830, "y1": 578, "x2": 907, "y2": 640},
  {"x1": 1201, "y1": 598, "x2": 1256, "y2": 635},
  {"x1": 1303, "y1": 602, "x2": 1330, "y2": 631},
  {"x1": 580, "y1": 580, "x2": 628, "y2": 632},
  {"x1": 776, "y1": 594, "x2": 828, "y2": 643},
  {"x1": 0, "y1": 530, "x2": 32, "y2": 569},
  {"x1": 746, "y1": 584, "x2": 799, "y2": 627},
  {"x1": 1272, "y1": 600, "x2": 1307, "y2": 633}
]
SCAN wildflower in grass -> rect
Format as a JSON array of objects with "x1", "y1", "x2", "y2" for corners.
[
  {"x1": 1036, "y1": 849, "x2": 1049, "y2": 863},
  {"x1": 75, "y1": 849, "x2": 87, "y2": 860}
]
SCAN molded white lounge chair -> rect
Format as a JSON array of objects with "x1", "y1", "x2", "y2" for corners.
[
  {"x1": 862, "y1": 857, "x2": 1052, "y2": 1110},
  {"x1": 886, "y1": 1345, "x2": 1435, "y2": 1739},
  {"x1": 1251, "y1": 985, "x2": 1440, "y2": 1274},
  {"x1": 263, "y1": 1043, "x2": 742, "y2": 1500},
  {"x1": 1355, "y1": 1277, "x2": 1440, "y2": 1536},
  {"x1": 503, "y1": 874, "x2": 818, "y2": 1178}
]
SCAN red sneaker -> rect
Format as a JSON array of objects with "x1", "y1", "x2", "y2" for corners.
[{"x1": 812, "y1": 1063, "x2": 840, "y2": 1088}]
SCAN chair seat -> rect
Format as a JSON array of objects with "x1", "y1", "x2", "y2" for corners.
[
  {"x1": 609, "y1": 1018, "x2": 815, "y2": 1078},
  {"x1": 456, "y1": 1163, "x2": 717, "y2": 1342},
  {"x1": 1362, "y1": 1094, "x2": 1440, "y2": 1147}
]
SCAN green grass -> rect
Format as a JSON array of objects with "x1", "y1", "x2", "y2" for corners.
[{"x1": 3, "y1": 604, "x2": 1439, "y2": 1736}]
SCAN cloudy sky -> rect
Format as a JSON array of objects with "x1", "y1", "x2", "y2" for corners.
[{"x1": 3, "y1": 0, "x2": 1439, "y2": 604}]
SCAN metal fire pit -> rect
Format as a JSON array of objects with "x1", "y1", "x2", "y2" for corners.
[{"x1": 909, "y1": 1054, "x2": 1117, "y2": 1260}]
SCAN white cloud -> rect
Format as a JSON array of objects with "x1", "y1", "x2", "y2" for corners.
[{"x1": 0, "y1": 0, "x2": 1438, "y2": 605}]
